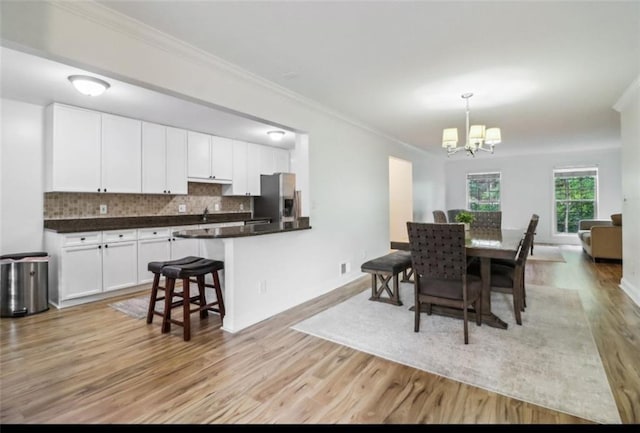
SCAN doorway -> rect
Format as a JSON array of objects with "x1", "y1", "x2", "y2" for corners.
[{"x1": 389, "y1": 156, "x2": 413, "y2": 244}]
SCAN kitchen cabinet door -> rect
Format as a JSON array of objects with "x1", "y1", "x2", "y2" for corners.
[
  {"x1": 274, "y1": 147, "x2": 290, "y2": 173},
  {"x1": 165, "y1": 127, "x2": 188, "y2": 194},
  {"x1": 137, "y1": 237, "x2": 171, "y2": 284},
  {"x1": 224, "y1": 140, "x2": 249, "y2": 195},
  {"x1": 247, "y1": 142, "x2": 262, "y2": 196},
  {"x1": 210, "y1": 136, "x2": 233, "y2": 181},
  {"x1": 259, "y1": 145, "x2": 276, "y2": 176},
  {"x1": 102, "y1": 240, "x2": 138, "y2": 292},
  {"x1": 101, "y1": 113, "x2": 142, "y2": 193},
  {"x1": 170, "y1": 226, "x2": 199, "y2": 260},
  {"x1": 46, "y1": 104, "x2": 102, "y2": 192},
  {"x1": 142, "y1": 122, "x2": 167, "y2": 194},
  {"x1": 60, "y1": 243, "x2": 103, "y2": 300},
  {"x1": 187, "y1": 131, "x2": 211, "y2": 180}
]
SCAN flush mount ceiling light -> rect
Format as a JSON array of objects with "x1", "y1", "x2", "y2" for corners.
[
  {"x1": 442, "y1": 93, "x2": 502, "y2": 157},
  {"x1": 68, "y1": 75, "x2": 110, "y2": 96},
  {"x1": 267, "y1": 130, "x2": 285, "y2": 141}
]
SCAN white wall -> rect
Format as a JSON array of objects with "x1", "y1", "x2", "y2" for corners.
[
  {"x1": 444, "y1": 148, "x2": 622, "y2": 245},
  {"x1": 0, "y1": 2, "x2": 444, "y2": 319},
  {"x1": 0, "y1": 99, "x2": 44, "y2": 254},
  {"x1": 614, "y1": 77, "x2": 640, "y2": 306}
]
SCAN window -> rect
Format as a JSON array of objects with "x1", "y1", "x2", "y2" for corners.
[
  {"x1": 554, "y1": 167, "x2": 598, "y2": 234},
  {"x1": 467, "y1": 172, "x2": 501, "y2": 211}
]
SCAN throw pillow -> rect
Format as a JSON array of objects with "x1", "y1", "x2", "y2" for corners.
[{"x1": 611, "y1": 213, "x2": 622, "y2": 226}]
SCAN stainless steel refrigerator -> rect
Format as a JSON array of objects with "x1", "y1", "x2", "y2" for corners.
[{"x1": 254, "y1": 173, "x2": 296, "y2": 222}]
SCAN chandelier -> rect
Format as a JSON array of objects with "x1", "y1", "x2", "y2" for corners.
[{"x1": 442, "y1": 93, "x2": 502, "y2": 157}]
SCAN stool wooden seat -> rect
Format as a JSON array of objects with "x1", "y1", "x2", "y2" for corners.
[
  {"x1": 160, "y1": 258, "x2": 225, "y2": 341},
  {"x1": 146, "y1": 256, "x2": 202, "y2": 325}
]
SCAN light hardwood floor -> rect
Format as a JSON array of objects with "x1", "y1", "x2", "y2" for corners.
[{"x1": 1, "y1": 245, "x2": 638, "y2": 424}]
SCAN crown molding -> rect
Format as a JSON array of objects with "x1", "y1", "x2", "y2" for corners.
[
  {"x1": 47, "y1": 0, "x2": 429, "y2": 155},
  {"x1": 613, "y1": 75, "x2": 640, "y2": 112}
]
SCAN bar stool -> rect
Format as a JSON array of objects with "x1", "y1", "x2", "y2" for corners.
[
  {"x1": 161, "y1": 258, "x2": 225, "y2": 341},
  {"x1": 146, "y1": 256, "x2": 202, "y2": 325}
]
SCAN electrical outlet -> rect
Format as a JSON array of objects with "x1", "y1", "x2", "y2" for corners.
[
  {"x1": 214, "y1": 203, "x2": 220, "y2": 211},
  {"x1": 340, "y1": 262, "x2": 351, "y2": 275},
  {"x1": 239, "y1": 203, "x2": 244, "y2": 211},
  {"x1": 178, "y1": 204, "x2": 186, "y2": 213},
  {"x1": 99, "y1": 204, "x2": 107, "y2": 215}
]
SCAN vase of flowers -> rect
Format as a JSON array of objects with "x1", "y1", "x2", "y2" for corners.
[{"x1": 455, "y1": 211, "x2": 475, "y2": 235}]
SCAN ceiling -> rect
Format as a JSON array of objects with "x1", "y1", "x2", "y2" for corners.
[{"x1": 3, "y1": 2, "x2": 640, "y2": 157}]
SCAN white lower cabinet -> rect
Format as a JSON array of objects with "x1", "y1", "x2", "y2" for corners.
[
  {"x1": 137, "y1": 226, "x2": 199, "y2": 284},
  {"x1": 102, "y1": 240, "x2": 138, "y2": 292},
  {"x1": 59, "y1": 242, "x2": 103, "y2": 300},
  {"x1": 46, "y1": 229, "x2": 138, "y2": 304},
  {"x1": 45, "y1": 221, "x2": 242, "y2": 308}
]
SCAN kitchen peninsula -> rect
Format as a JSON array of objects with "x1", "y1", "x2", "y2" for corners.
[{"x1": 173, "y1": 218, "x2": 312, "y2": 333}]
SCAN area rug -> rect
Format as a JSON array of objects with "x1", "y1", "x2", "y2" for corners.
[
  {"x1": 528, "y1": 245, "x2": 566, "y2": 263},
  {"x1": 109, "y1": 288, "x2": 218, "y2": 320},
  {"x1": 292, "y1": 283, "x2": 620, "y2": 424}
]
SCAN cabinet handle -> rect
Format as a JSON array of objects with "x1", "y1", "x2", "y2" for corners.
[
  {"x1": 211, "y1": 176, "x2": 215, "y2": 179},
  {"x1": 153, "y1": 231, "x2": 157, "y2": 235},
  {"x1": 163, "y1": 190, "x2": 166, "y2": 193},
  {"x1": 168, "y1": 190, "x2": 171, "y2": 194},
  {"x1": 103, "y1": 188, "x2": 107, "y2": 192},
  {"x1": 105, "y1": 244, "x2": 109, "y2": 248},
  {"x1": 118, "y1": 234, "x2": 123, "y2": 238},
  {"x1": 97, "y1": 188, "x2": 100, "y2": 192},
  {"x1": 80, "y1": 237, "x2": 86, "y2": 241},
  {"x1": 168, "y1": 238, "x2": 171, "y2": 242},
  {"x1": 98, "y1": 245, "x2": 102, "y2": 249}
]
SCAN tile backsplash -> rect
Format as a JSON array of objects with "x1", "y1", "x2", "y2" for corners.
[{"x1": 44, "y1": 183, "x2": 251, "y2": 219}]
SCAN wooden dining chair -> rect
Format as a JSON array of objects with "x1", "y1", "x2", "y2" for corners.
[
  {"x1": 406, "y1": 222, "x2": 482, "y2": 344},
  {"x1": 492, "y1": 214, "x2": 539, "y2": 308},
  {"x1": 483, "y1": 229, "x2": 534, "y2": 326},
  {"x1": 470, "y1": 211, "x2": 502, "y2": 229},
  {"x1": 433, "y1": 210, "x2": 448, "y2": 223}
]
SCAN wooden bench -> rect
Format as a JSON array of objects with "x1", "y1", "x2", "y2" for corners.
[{"x1": 361, "y1": 251, "x2": 413, "y2": 306}]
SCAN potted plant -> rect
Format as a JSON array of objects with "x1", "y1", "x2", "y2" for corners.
[{"x1": 455, "y1": 211, "x2": 475, "y2": 232}]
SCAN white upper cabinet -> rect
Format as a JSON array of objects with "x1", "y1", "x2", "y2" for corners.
[
  {"x1": 274, "y1": 147, "x2": 290, "y2": 173},
  {"x1": 143, "y1": 122, "x2": 187, "y2": 195},
  {"x1": 187, "y1": 131, "x2": 211, "y2": 180},
  {"x1": 101, "y1": 113, "x2": 142, "y2": 193},
  {"x1": 46, "y1": 104, "x2": 142, "y2": 193},
  {"x1": 224, "y1": 141, "x2": 282, "y2": 196},
  {"x1": 45, "y1": 104, "x2": 102, "y2": 192},
  {"x1": 165, "y1": 127, "x2": 188, "y2": 194},
  {"x1": 259, "y1": 145, "x2": 290, "y2": 176},
  {"x1": 246, "y1": 142, "x2": 261, "y2": 196},
  {"x1": 211, "y1": 136, "x2": 233, "y2": 181},
  {"x1": 188, "y1": 132, "x2": 233, "y2": 183}
]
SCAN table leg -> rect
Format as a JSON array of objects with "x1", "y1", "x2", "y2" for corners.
[{"x1": 479, "y1": 257, "x2": 508, "y2": 329}]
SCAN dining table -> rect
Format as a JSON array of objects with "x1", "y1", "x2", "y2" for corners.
[{"x1": 390, "y1": 228, "x2": 525, "y2": 330}]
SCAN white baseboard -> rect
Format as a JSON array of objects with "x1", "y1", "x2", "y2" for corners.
[{"x1": 620, "y1": 278, "x2": 640, "y2": 307}]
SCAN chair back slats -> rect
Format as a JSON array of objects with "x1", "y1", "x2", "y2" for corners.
[
  {"x1": 407, "y1": 222, "x2": 466, "y2": 280},
  {"x1": 470, "y1": 211, "x2": 502, "y2": 229},
  {"x1": 516, "y1": 230, "x2": 534, "y2": 267},
  {"x1": 527, "y1": 214, "x2": 539, "y2": 234},
  {"x1": 433, "y1": 210, "x2": 448, "y2": 223}
]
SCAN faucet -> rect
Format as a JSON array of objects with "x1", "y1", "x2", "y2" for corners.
[{"x1": 202, "y1": 207, "x2": 208, "y2": 222}]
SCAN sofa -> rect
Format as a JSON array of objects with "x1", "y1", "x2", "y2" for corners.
[{"x1": 577, "y1": 213, "x2": 622, "y2": 261}]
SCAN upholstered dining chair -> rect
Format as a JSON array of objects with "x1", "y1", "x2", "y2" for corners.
[
  {"x1": 433, "y1": 210, "x2": 448, "y2": 223},
  {"x1": 406, "y1": 222, "x2": 482, "y2": 344},
  {"x1": 470, "y1": 211, "x2": 502, "y2": 229}
]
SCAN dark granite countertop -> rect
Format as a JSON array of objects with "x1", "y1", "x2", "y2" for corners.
[
  {"x1": 173, "y1": 219, "x2": 311, "y2": 239},
  {"x1": 43, "y1": 213, "x2": 261, "y2": 233}
]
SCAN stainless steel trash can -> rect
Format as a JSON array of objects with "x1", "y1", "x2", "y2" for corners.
[{"x1": 0, "y1": 252, "x2": 49, "y2": 317}]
